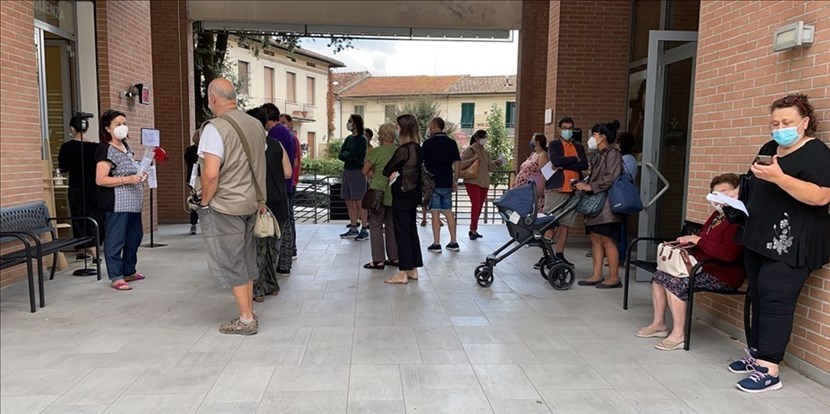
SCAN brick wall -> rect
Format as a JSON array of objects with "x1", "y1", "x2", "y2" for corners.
[
  {"x1": 515, "y1": 0, "x2": 549, "y2": 164},
  {"x1": 96, "y1": 0, "x2": 156, "y2": 231},
  {"x1": 0, "y1": 0, "x2": 41, "y2": 208},
  {"x1": 690, "y1": 0, "x2": 830, "y2": 373},
  {"x1": 150, "y1": 0, "x2": 195, "y2": 223},
  {"x1": 545, "y1": 0, "x2": 631, "y2": 137}
]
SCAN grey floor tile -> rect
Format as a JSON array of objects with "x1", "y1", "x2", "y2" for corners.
[
  {"x1": 488, "y1": 399, "x2": 552, "y2": 414},
  {"x1": 229, "y1": 343, "x2": 306, "y2": 366},
  {"x1": 126, "y1": 366, "x2": 223, "y2": 394},
  {"x1": 455, "y1": 326, "x2": 524, "y2": 344},
  {"x1": 0, "y1": 368, "x2": 91, "y2": 397},
  {"x1": 473, "y1": 364, "x2": 540, "y2": 400},
  {"x1": 347, "y1": 400, "x2": 405, "y2": 414},
  {"x1": 265, "y1": 365, "x2": 349, "y2": 392},
  {"x1": 348, "y1": 365, "x2": 403, "y2": 401},
  {"x1": 401, "y1": 364, "x2": 481, "y2": 390},
  {"x1": 625, "y1": 398, "x2": 698, "y2": 414},
  {"x1": 203, "y1": 365, "x2": 274, "y2": 404},
  {"x1": 303, "y1": 327, "x2": 354, "y2": 365},
  {"x1": 595, "y1": 364, "x2": 675, "y2": 400},
  {"x1": 103, "y1": 393, "x2": 204, "y2": 414},
  {"x1": 463, "y1": 343, "x2": 540, "y2": 364},
  {"x1": 403, "y1": 388, "x2": 493, "y2": 414},
  {"x1": 196, "y1": 402, "x2": 260, "y2": 414},
  {"x1": 258, "y1": 390, "x2": 347, "y2": 414},
  {"x1": 40, "y1": 404, "x2": 108, "y2": 414},
  {"x1": 540, "y1": 389, "x2": 638, "y2": 413},
  {"x1": 521, "y1": 364, "x2": 611, "y2": 390},
  {"x1": 53, "y1": 366, "x2": 145, "y2": 406},
  {"x1": 0, "y1": 396, "x2": 58, "y2": 414}
]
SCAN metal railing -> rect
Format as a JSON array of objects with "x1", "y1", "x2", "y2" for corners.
[{"x1": 293, "y1": 169, "x2": 517, "y2": 225}]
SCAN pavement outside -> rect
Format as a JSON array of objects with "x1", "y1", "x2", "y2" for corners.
[{"x1": 1, "y1": 224, "x2": 828, "y2": 414}]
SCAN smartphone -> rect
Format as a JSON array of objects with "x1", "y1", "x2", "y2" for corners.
[{"x1": 755, "y1": 155, "x2": 773, "y2": 166}]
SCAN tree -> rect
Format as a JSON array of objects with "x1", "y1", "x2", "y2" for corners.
[
  {"x1": 485, "y1": 103, "x2": 514, "y2": 186},
  {"x1": 193, "y1": 30, "x2": 352, "y2": 126},
  {"x1": 391, "y1": 95, "x2": 458, "y2": 140}
]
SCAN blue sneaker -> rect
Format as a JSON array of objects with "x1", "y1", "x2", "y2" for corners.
[
  {"x1": 728, "y1": 348, "x2": 758, "y2": 374},
  {"x1": 355, "y1": 228, "x2": 369, "y2": 241},
  {"x1": 736, "y1": 365, "x2": 781, "y2": 393},
  {"x1": 340, "y1": 227, "x2": 359, "y2": 239}
]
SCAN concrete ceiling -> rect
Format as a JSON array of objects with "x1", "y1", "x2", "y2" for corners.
[{"x1": 188, "y1": 0, "x2": 523, "y2": 39}]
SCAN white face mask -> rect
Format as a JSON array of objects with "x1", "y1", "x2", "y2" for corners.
[
  {"x1": 587, "y1": 136, "x2": 598, "y2": 150},
  {"x1": 478, "y1": 139, "x2": 487, "y2": 147},
  {"x1": 346, "y1": 122, "x2": 354, "y2": 132},
  {"x1": 709, "y1": 201, "x2": 724, "y2": 214},
  {"x1": 113, "y1": 125, "x2": 129, "y2": 140}
]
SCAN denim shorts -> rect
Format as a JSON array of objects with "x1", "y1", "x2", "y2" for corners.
[{"x1": 429, "y1": 187, "x2": 453, "y2": 211}]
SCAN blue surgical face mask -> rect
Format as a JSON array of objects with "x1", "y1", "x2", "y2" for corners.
[
  {"x1": 529, "y1": 141, "x2": 536, "y2": 151},
  {"x1": 561, "y1": 129, "x2": 573, "y2": 140},
  {"x1": 771, "y1": 126, "x2": 800, "y2": 148}
]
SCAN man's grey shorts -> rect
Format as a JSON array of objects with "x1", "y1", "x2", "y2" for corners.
[
  {"x1": 341, "y1": 169, "x2": 368, "y2": 200},
  {"x1": 198, "y1": 207, "x2": 258, "y2": 289},
  {"x1": 544, "y1": 190, "x2": 577, "y2": 227}
]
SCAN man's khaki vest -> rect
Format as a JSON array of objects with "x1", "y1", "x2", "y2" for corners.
[{"x1": 200, "y1": 109, "x2": 267, "y2": 216}]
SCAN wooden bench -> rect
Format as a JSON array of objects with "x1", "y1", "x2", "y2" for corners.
[
  {"x1": 0, "y1": 201, "x2": 100, "y2": 313},
  {"x1": 622, "y1": 220, "x2": 750, "y2": 350}
]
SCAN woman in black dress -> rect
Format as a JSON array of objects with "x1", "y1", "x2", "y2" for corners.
[
  {"x1": 730, "y1": 94, "x2": 830, "y2": 393},
  {"x1": 382, "y1": 114, "x2": 424, "y2": 284}
]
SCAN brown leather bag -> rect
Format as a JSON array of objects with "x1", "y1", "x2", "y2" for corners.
[{"x1": 461, "y1": 154, "x2": 480, "y2": 180}]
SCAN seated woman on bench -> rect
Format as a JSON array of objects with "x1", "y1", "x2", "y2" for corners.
[{"x1": 635, "y1": 173, "x2": 746, "y2": 351}]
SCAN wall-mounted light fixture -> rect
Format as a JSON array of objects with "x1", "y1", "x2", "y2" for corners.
[
  {"x1": 121, "y1": 83, "x2": 151, "y2": 105},
  {"x1": 773, "y1": 21, "x2": 815, "y2": 52}
]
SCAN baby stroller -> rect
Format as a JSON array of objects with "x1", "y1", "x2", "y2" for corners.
[{"x1": 474, "y1": 181, "x2": 584, "y2": 290}]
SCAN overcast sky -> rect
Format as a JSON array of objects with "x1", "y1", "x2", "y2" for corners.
[{"x1": 300, "y1": 32, "x2": 518, "y2": 76}]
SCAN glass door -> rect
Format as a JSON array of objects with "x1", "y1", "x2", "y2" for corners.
[{"x1": 636, "y1": 30, "x2": 697, "y2": 280}]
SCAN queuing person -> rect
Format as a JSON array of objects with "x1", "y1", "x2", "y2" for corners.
[
  {"x1": 340, "y1": 114, "x2": 370, "y2": 241},
  {"x1": 95, "y1": 110, "x2": 147, "y2": 291},
  {"x1": 365, "y1": 128, "x2": 375, "y2": 153},
  {"x1": 362, "y1": 122, "x2": 399, "y2": 269},
  {"x1": 461, "y1": 129, "x2": 502, "y2": 240},
  {"x1": 280, "y1": 113, "x2": 301, "y2": 259},
  {"x1": 575, "y1": 120, "x2": 624, "y2": 289},
  {"x1": 382, "y1": 114, "x2": 424, "y2": 283},
  {"x1": 184, "y1": 130, "x2": 200, "y2": 235},
  {"x1": 616, "y1": 131, "x2": 638, "y2": 260},
  {"x1": 196, "y1": 78, "x2": 266, "y2": 335},
  {"x1": 59, "y1": 113, "x2": 101, "y2": 260},
  {"x1": 247, "y1": 107, "x2": 292, "y2": 302},
  {"x1": 730, "y1": 94, "x2": 830, "y2": 393},
  {"x1": 514, "y1": 133, "x2": 549, "y2": 213},
  {"x1": 544, "y1": 117, "x2": 588, "y2": 265},
  {"x1": 423, "y1": 117, "x2": 461, "y2": 253},
  {"x1": 261, "y1": 103, "x2": 295, "y2": 274},
  {"x1": 636, "y1": 173, "x2": 746, "y2": 351}
]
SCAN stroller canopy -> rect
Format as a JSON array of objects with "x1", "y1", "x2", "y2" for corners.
[{"x1": 493, "y1": 183, "x2": 537, "y2": 220}]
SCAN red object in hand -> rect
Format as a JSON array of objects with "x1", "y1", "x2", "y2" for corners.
[{"x1": 154, "y1": 147, "x2": 168, "y2": 163}]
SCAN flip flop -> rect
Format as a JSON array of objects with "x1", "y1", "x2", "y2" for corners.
[
  {"x1": 111, "y1": 280, "x2": 132, "y2": 291},
  {"x1": 364, "y1": 262, "x2": 385, "y2": 270},
  {"x1": 596, "y1": 281, "x2": 623, "y2": 289},
  {"x1": 636, "y1": 327, "x2": 669, "y2": 338},
  {"x1": 383, "y1": 260, "x2": 399, "y2": 267},
  {"x1": 124, "y1": 273, "x2": 145, "y2": 282},
  {"x1": 655, "y1": 339, "x2": 685, "y2": 351}
]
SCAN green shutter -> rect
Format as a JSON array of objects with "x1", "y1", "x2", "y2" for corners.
[
  {"x1": 505, "y1": 102, "x2": 516, "y2": 128},
  {"x1": 461, "y1": 103, "x2": 474, "y2": 128}
]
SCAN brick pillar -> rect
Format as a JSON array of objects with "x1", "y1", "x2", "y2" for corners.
[
  {"x1": 515, "y1": 0, "x2": 550, "y2": 165},
  {"x1": 545, "y1": 0, "x2": 631, "y2": 136},
  {"x1": 150, "y1": 0, "x2": 194, "y2": 223}
]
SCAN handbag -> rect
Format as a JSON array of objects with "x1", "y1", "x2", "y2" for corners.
[
  {"x1": 576, "y1": 191, "x2": 606, "y2": 217},
  {"x1": 362, "y1": 188, "x2": 384, "y2": 212},
  {"x1": 421, "y1": 165, "x2": 435, "y2": 207},
  {"x1": 656, "y1": 241, "x2": 698, "y2": 278},
  {"x1": 608, "y1": 163, "x2": 643, "y2": 215},
  {"x1": 221, "y1": 115, "x2": 281, "y2": 239},
  {"x1": 460, "y1": 157, "x2": 480, "y2": 180}
]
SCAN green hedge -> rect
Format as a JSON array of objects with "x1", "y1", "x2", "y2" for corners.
[{"x1": 302, "y1": 158, "x2": 344, "y2": 177}]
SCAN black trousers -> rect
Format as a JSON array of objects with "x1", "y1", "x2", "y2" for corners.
[
  {"x1": 190, "y1": 210, "x2": 199, "y2": 225},
  {"x1": 745, "y1": 250, "x2": 811, "y2": 364},
  {"x1": 68, "y1": 186, "x2": 103, "y2": 246},
  {"x1": 392, "y1": 195, "x2": 423, "y2": 271}
]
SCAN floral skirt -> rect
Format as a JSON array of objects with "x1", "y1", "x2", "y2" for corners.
[
  {"x1": 652, "y1": 270, "x2": 734, "y2": 302},
  {"x1": 254, "y1": 236, "x2": 281, "y2": 297}
]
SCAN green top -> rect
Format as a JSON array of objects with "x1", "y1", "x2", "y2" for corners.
[
  {"x1": 367, "y1": 144, "x2": 396, "y2": 206},
  {"x1": 338, "y1": 134, "x2": 367, "y2": 170}
]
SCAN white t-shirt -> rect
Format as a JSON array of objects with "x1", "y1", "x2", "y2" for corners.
[{"x1": 198, "y1": 123, "x2": 224, "y2": 160}]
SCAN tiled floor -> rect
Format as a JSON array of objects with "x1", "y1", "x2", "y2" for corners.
[{"x1": 1, "y1": 224, "x2": 828, "y2": 414}]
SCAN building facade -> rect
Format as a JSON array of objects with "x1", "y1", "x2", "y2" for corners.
[
  {"x1": 225, "y1": 35, "x2": 344, "y2": 158},
  {"x1": 333, "y1": 73, "x2": 517, "y2": 142}
]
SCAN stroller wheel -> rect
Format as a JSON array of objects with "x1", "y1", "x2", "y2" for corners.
[
  {"x1": 538, "y1": 258, "x2": 553, "y2": 280},
  {"x1": 475, "y1": 266, "x2": 494, "y2": 288},
  {"x1": 547, "y1": 263, "x2": 575, "y2": 290}
]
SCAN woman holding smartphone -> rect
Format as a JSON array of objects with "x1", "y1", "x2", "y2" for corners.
[{"x1": 729, "y1": 94, "x2": 830, "y2": 393}]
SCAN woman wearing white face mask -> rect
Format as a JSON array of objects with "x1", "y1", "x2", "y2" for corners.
[
  {"x1": 727, "y1": 94, "x2": 830, "y2": 393},
  {"x1": 636, "y1": 173, "x2": 746, "y2": 351},
  {"x1": 95, "y1": 109, "x2": 148, "y2": 291},
  {"x1": 461, "y1": 129, "x2": 502, "y2": 240}
]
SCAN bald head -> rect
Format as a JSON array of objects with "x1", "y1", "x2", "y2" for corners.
[{"x1": 207, "y1": 78, "x2": 237, "y2": 116}]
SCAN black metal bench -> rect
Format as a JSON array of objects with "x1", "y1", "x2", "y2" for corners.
[
  {"x1": 0, "y1": 201, "x2": 100, "y2": 313},
  {"x1": 622, "y1": 220, "x2": 750, "y2": 350}
]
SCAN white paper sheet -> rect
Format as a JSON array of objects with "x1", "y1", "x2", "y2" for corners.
[
  {"x1": 141, "y1": 128, "x2": 160, "y2": 147},
  {"x1": 497, "y1": 154, "x2": 507, "y2": 165},
  {"x1": 541, "y1": 161, "x2": 557, "y2": 180},
  {"x1": 147, "y1": 166, "x2": 158, "y2": 189},
  {"x1": 706, "y1": 192, "x2": 748, "y2": 216},
  {"x1": 137, "y1": 148, "x2": 154, "y2": 175}
]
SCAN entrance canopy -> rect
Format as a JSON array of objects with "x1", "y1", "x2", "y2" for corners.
[{"x1": 188, "y1": 0, "x2": 521, "y2": 40}]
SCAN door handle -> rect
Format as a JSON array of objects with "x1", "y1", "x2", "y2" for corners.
[{"x1": 643, "y1": 162, "x2": 669, "y2": 207}]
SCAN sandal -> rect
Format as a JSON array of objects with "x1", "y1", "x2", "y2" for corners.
[
  {"x1": 124, "y1": 273, "x2": 145, "y2": 282},
  {"x1": 111, "y1": 280, "x2": 132, "y2": 291},
  {"x1": 383, "y1": 260, "x2": 399, "y2": 267},
  {"x1": 636, "y1": 326, "x2": 669, "y2": 338},
  {"x1": 364, "y1": 261, "x2": 385, "y2": 270},
  {"x1": 655, "y1": 338, "x2": 685, "y2": 351}
]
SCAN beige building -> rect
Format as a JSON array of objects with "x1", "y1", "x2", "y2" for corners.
[
  {"x1": 333, "y1": 73, "x2": 517, "y2": 142},
  {"x1": 226, "y1": 36, "x2": 344, "y2": 158}
]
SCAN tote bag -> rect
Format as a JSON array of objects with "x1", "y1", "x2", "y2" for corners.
[
  {"x1": 656, "y1": 241, "x2": 698, "y2": 278},
  {"x1": 608, "y1": 164, "x2": 643, "y2": 215}
]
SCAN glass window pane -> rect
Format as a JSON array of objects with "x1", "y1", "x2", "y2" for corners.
[
  {"x1": 505, "y1": 101, "x2": 516, "y2": 128},
  {"x1": 630, "y1": 0, "x2": 661, "y2": 63},
  {"x1": 666, "y1": 0, "x2": 700, "y2": 31},
  {"x1": 461, "y1": 103, "x2": 474, "y2": 128}
]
